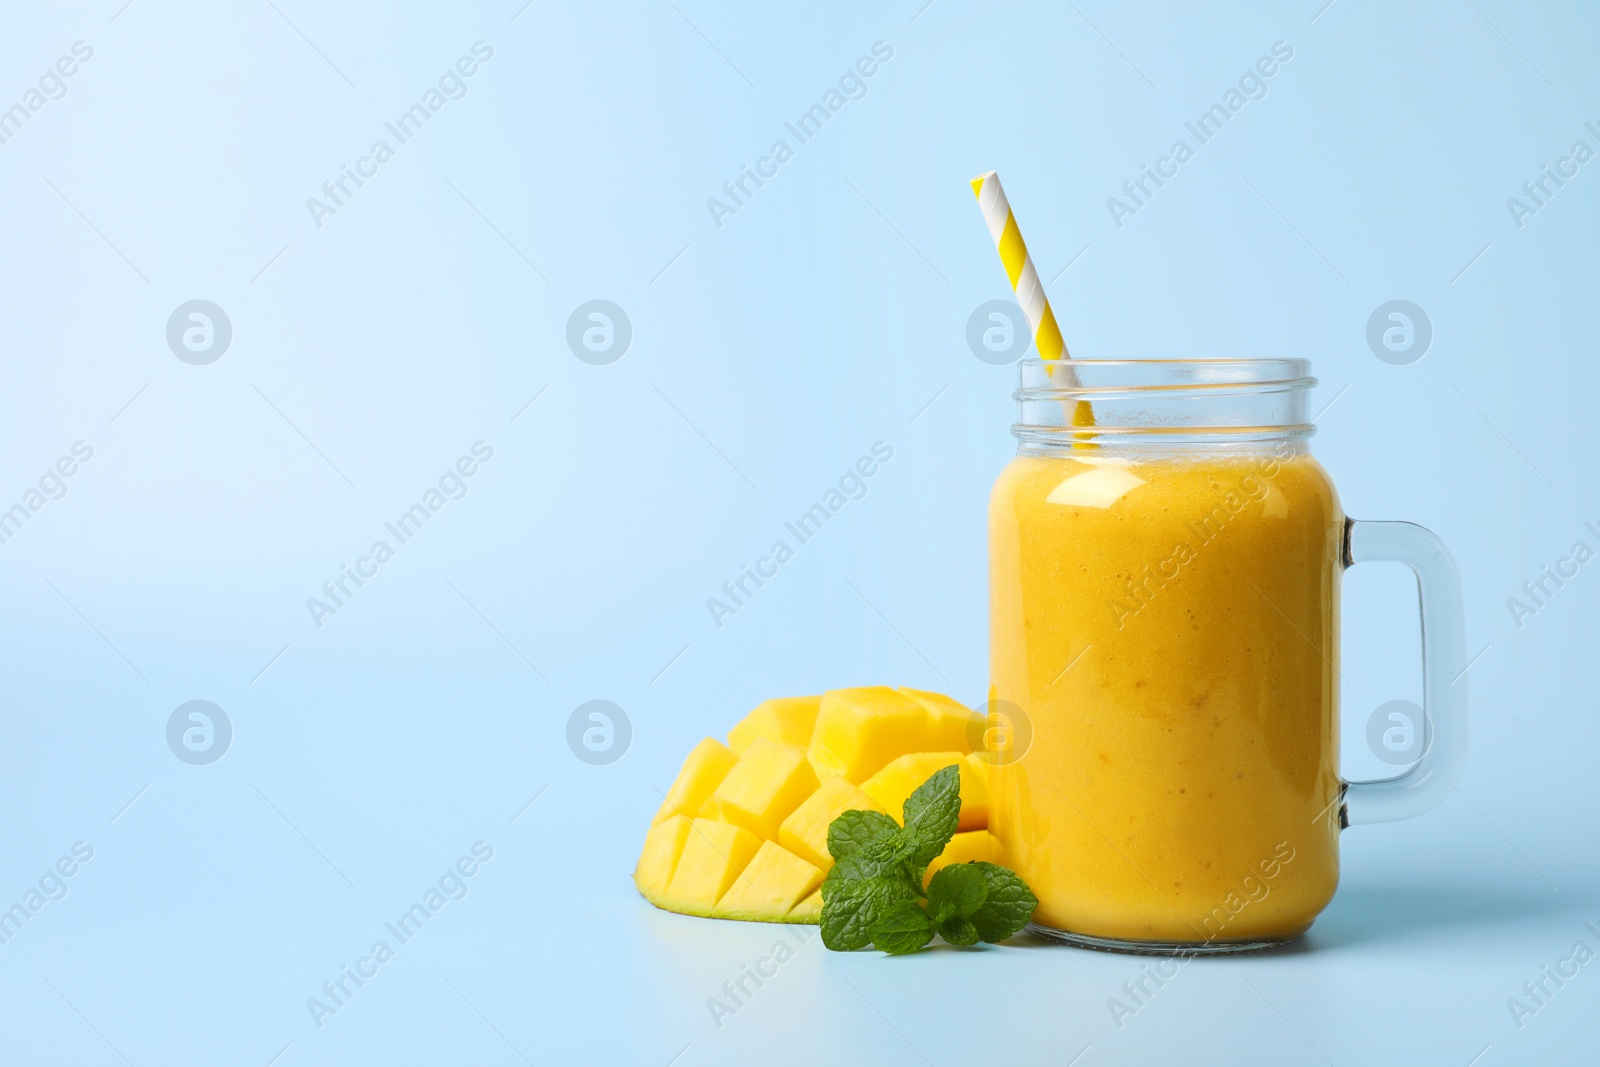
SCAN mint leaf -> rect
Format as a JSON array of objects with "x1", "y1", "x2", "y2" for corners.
[
  {"x1": 967, "y1": 861, "x2": 1038, "y2": 943},
  {"x1": 927, "y1": 862, "x2": 987, "y2": 919},
  {"x1": 825, "y1": 830, "x2": 916, "y2": 888},
  {"x1": 827, "y1": 809, "x2": 900, "y2": 862},
  {"x1": 823, "y1": 850, "x2": 879, "y2": 887},
  {"x1": 901, "y1": 765, "x2": 962, "y2": 872},
  {"x1": 938, "y1": 916, "x2": 981, "y2": 947},
  {"x1": 902, "y1": 764, "x2": 961, "y2": 840},
  {"x1": 868, "y1": 901, "x2": 935, "y2": 955},
  {"x1": 821, "y1": 875, "x2": 917, "y2": 951},
  {"x1": 821, "y1": 778, "x2": 1038, "y2": 955}
]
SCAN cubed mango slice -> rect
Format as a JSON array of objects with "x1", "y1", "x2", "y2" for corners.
[
  {"x1": 634, "y1": 815, "x2": 692, "y2": 904},
  {"x1": 778, "y1": 774, "x2": 888, "y2": 871},
  {"x1": 715, "y1": 841, "x2": 823, "y2": 920},
  {"x1": 727, "y1": 696, "x2": 822, "y2": 754},
  {"x1": 788, "y1": 888, "x2": 823, "y2": 922},
  {"x1": 702, "y1": 738, "x2": 819, "y2": 839},
  {"x1": 654, "y1": 738, "x2": 738, "y2": 824},
  {"x1": 860, "y1": 752, "x2": 988, "y2": 832},
  {"x1": 662, "y1": 818, "x2": 764, "y2": 917},
  {"x1": 639, "y1": 688, "x2": 1018, "y2": 927},
  {"x1": 898, "y1": 687, "x2": 982, "y2": 753},
  {"x1": 807, "y1": 687, "x2": 929, "y2": 783},
  {"x1": 924, "y1": 830, "x2": 1003, "y2": 885}
]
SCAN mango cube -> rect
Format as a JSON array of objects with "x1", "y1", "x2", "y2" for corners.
[
  {"x1": 898, "y1": 687, "x2": 982, "y2": 753},
  {"x1": 662, "y1": 819, "x2": 763, "y2": 916},
  {"x1": 778, "y1": 774, "x2": 888, "y2": 871},
  {"x1": 860, "y1": 752, "x2": 988, "y2": 832},
  {"x1": 727, "y1": 696, "x2": 822, "y2": 754},
  {"x1": 924, "y1": 830, "x2": 1003, "y2": 885},
  {"x1": 715, "y1": 840, "x2": 823, "y2": 919},
  {"x1": 634, "y1": 815, "x2": 692, "y2": 904},
  {"x1": 788, "y1": 888, "x2": 823, "y2": 922},
  {"x1": 654, "y1": 738, "x2": 738, "y2": 824},
  {"x1": 807, "y1": 687, "x2": 929, "y2": 783},
  {"x1": 702, "y1": 738, "x2": 819, "y2": 839},
  {"x1": 965, "y1": 751, "x2": 990, "y2": 797}
]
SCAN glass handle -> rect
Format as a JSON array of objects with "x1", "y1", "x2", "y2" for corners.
[{"x1": 1341, "y1": 519, "x2": 1468, "y2": 826}]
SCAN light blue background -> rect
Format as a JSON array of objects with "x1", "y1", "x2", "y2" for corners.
[{"x1": 1, "y1": 0, "x2": 1596, "y2": 1063}]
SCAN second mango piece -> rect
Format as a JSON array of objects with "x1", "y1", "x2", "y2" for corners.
[
  {"x1": 702, "y1": 738, "x2": 819, "y2": 839},
  {"x1": 860, "y1": 752, "x2": 988, "y2": 832}
]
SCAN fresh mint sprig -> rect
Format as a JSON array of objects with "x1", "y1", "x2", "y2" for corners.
[{"x1": 819, "y1": 764, "x2": 1038, "y2": 953}]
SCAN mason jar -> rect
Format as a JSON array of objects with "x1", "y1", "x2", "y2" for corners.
[{"x1": 985, "y1": 358, "x2": 1467, "y2": 953}]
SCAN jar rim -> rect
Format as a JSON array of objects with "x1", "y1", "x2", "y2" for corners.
[
  {"x1": 1018, "y1": 358, "x2": 1311, "y2": 365},
  {"x1": 1017, "y1": 357, "x2": 1313, "y2": 383},
  {"x1": 1013, "y1": 358, "x2": 1319, "y2": 449},
  {"x1": 1016, "y1": 358, "x2": 1315, "y2": 398}
]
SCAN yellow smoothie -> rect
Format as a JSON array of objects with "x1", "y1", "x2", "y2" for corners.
[{"x1": 988, "y1": 445, "x2": 1344, "y2": 945}]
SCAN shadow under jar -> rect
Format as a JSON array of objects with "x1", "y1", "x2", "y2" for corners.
[{"x1": 986, "y1": 359, "x2": 1466, "y2": 953}]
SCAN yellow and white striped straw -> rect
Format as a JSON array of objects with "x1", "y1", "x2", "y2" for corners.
[
  {"x1": 970, "y1": 170, "x2": 1068, "y2": 361},
  {"x1": 970, "y1": 170, "x2": 1093, "y2": 429}
]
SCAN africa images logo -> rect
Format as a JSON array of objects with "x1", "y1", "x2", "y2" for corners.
[
  {"x1": 166, "y1": 300, "x2": 232, "y2": 365},
  {"x1": 166, "y1": 701, "x2": 232, "y2": 766}
]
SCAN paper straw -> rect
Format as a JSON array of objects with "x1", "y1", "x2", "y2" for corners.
[
  {"x1": 970, "y1": 171, "x2": 1093, "y2": 429},
  {"x1": 970, "y1": 170, "x2": 1068, "y2": 361}
]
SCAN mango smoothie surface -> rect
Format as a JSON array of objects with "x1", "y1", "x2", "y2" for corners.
[{"x1": 989, "y1": 445, "x2": 1344, "y2": 946}]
